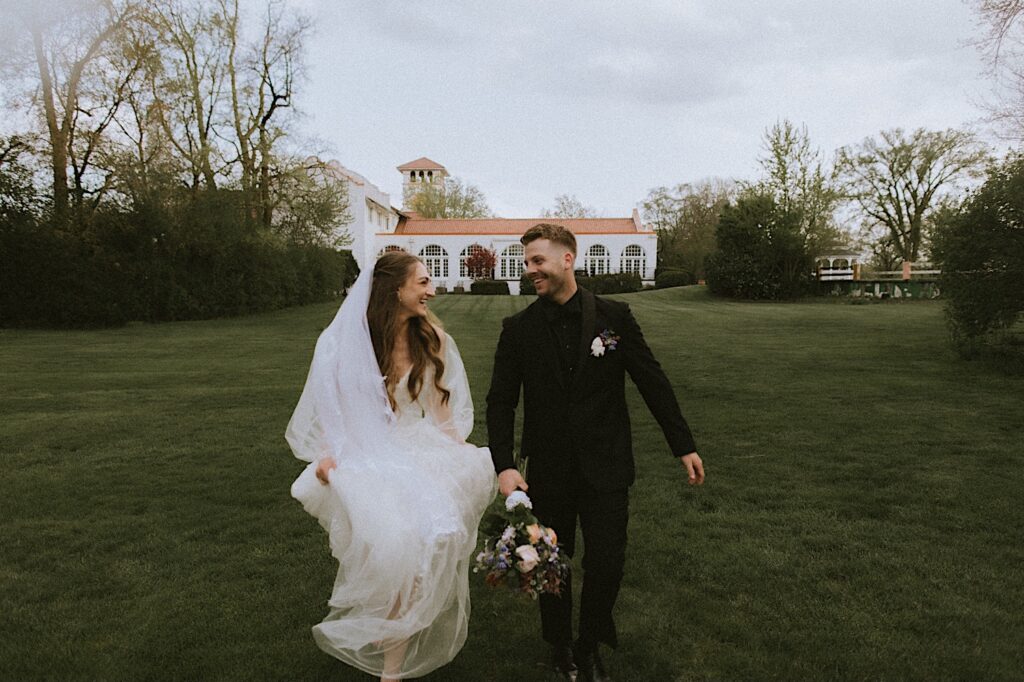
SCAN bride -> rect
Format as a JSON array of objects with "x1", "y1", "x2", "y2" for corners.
[{"x1": 286, "y1": 252, "x2": 497, "y2": 681}]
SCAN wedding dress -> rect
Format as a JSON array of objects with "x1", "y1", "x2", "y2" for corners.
[{"x1": 286, "y1": 268, "x2": 496, "y2": 679}]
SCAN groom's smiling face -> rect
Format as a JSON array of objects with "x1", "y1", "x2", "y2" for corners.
[{"x1": 524, "y1": 238, "x2": 575, "y2": 301}]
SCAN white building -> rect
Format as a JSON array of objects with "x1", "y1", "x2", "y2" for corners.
[
  {"x1": 323, "y1": 160, "x2": 400, "y2": 268},
  {"x1": 332, "y1": 157, "x2": 658, "y2": 295}
]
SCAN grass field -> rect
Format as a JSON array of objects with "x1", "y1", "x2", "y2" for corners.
[{"x1": 2, "y1": 287, "x2": 1023, "y2": 681}]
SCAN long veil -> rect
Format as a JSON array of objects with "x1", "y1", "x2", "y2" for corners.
[{"x1": 285, "y1": 267, "x2": 394, "y2": 468}]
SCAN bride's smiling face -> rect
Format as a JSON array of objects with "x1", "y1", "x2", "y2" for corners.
[{"x1": 397, "y1": 261, "x2": 435, "y2": 319}]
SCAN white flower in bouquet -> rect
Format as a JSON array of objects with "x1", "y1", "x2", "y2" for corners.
[
  {"x1": 590, "y1": 337, "x2": 605, "y2": 357},
  {"x1": 505, "y1": 490, "x2": 532, "y2": 511},
  {"x1": 515, "y1": 544, "x2": 540, "y2": 572}
]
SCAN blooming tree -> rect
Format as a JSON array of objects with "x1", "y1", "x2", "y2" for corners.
[{"x1": 465, "y1": 246, "x2": 496, "y2": 279}]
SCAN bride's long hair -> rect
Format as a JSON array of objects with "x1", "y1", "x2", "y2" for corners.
[{"x1": 367, "y1": 252, "x2": 451, "y2": 411}]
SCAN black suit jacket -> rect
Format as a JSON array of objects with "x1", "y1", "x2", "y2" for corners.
[{"x1": 486, "y1": 288, "x2": 696, "y2": 495}]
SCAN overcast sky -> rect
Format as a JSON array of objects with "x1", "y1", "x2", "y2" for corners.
[{"x1": 296, "y1": 0, "x2": 999, "y2": 217}]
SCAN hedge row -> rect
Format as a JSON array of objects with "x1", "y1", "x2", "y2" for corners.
[
  {"x1": 0, "y1": 208, "x2": 357, "y2": 328},
  {"x1": 470, "y1": 279, "x2": 510, "y2": 295},
  {"x1": 517, "y1": 272, "x2": 641, "y2": 296}
]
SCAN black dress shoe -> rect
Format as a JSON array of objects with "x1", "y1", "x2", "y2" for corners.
[
  {"x1": 575, "y1": 647, "x2": 611, "y2": 682},
  {"x1": 551, "y1": 643, "x2": 578, "y2": 680}
]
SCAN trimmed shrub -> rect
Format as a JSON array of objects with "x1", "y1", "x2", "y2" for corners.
[
  {"x1": 655, "y1": 269, "x2": 694, "y2": 289},
  {"x1": 470, "y1": 279, "x2": 510, "y2": 295},
  {"x1": 519, "y1": 274, "x2": 536, "y2": 295},
  {"x1": 576, "y1": 272, "x2": 642, "y2": 294}
]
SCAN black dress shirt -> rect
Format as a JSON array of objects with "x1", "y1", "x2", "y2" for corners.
[{"x1": 540, "y1": 290, "x2": 582, "y2": 380}]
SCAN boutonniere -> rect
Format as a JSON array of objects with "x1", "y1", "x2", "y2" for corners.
[{"x1": 590, "y1": 329, "x2": 620, "y2": 357}]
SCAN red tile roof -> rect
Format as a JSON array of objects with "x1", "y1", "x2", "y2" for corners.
[
  {"x1": 397, "y1": 157, "x2": 447, "y2": 171},
  {"x1": 392, "y1": 217, "x2": 648, "y2": 235}
]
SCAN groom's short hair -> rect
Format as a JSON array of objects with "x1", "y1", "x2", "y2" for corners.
[{"x1": 521, "y1": 223, "x2": 577, "y2": 255}]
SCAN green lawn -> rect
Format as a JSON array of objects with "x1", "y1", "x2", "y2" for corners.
[{"x1": 2, "y1": 287, "x2": 1022, "y2": 681}]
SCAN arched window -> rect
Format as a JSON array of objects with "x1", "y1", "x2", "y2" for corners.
[
  {"x1": 427, "y1": 170, "x2": 433, "y2": 182},
  {"x1": 410, "y1": 171, "x2": 417, "y2": 182},
  {"x1": 460, "y1": 243, "x2": 488, "y2": 278},
  {"x1": 419, "y1": 244, "x2": 449, "y2": 278},
  {"x1": 620, "y1": 244, "x2": 645, "y2": 276},
  {"x1": 585, "y1": 244, "x2": 610, "y2": 276},
  {"x1": 377, "y1": 245, "x2": 405, "y2": 258},
  {"x1": 500, "y1": 244, "x2": 525, "y2": 280}
]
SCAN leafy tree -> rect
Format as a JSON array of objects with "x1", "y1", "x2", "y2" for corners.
[
  {"x1": 837, "y1": 128, "x2": 989, "y2": 262},
  {"x1": 271, "y1": 157, "x2": 352, "y2": 248},
  {"x1": 705, "y1": 191, "x2": 814, "y2": 300},
  {"x1": 642, "y1": 178, "x2": 734, "y2": 282},
  {"x1": 752, "y1": 120, "x2": 844, "y2": 254},
  {"x1": 0, "y1": 135, "x2": 38, "y2": 219},
  {"x1": 932, "y1": 153, "x2": 1024, "y2": 355},
  {"x1": 542, "y1": 193, "x2": 596, "y2": 218},
  {"x1": 407, "y1": 176, "x2": 489, "y2": 218}
]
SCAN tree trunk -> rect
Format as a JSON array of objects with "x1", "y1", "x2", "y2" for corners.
[
  {"x1": 32, "y1": 24, "x2": 68, "y2": 224},
  {"x1": 259, "y1": 127, "x2": 272, "y2": 228}
]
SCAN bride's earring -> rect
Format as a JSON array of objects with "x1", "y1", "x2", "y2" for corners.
[{"x1": 396, "y1": 291, "x2": 402, "y2": 305}]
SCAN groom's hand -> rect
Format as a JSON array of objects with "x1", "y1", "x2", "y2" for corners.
[
  {"x1": 497, "y1": 468, "x2": 528, "y2": 497},
  {"x1": 680, "y1": 452, "x2": 705, "y2": 485}
]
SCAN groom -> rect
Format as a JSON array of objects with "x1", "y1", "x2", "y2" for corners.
[{"x1": 486, "y1": 223, "x2": 705, "y2": 682}]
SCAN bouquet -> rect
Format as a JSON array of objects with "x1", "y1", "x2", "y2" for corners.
[{"x1": 474, "y1": 491, "x2": 569, "y2": 599}]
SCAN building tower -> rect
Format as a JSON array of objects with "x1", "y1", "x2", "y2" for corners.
[{"x1": 397, "y1": 157, "x2": 448, "y2": 209}]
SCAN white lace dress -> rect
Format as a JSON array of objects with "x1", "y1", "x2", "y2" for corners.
[{"x1": 290, "y1": 334, "x2": 496, "y2": 679}]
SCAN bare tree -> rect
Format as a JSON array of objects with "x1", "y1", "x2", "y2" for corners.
[
  {"x1": 837, "y1": 128, "x2": 989, "y2": 262},
  {"x1": 104, "y1": 17, "x2": 171, "y2": 206},
  {"x1": 643, "y1": 178, "x2": 734, "y2": 280},
  {"x1": 216, "y1": 0, "x2": 309, "y2": 227},
  {"x1": 973, "y1": 0, "x2": 1024, "y2": 63},
  {"x1": 542, "y1": 193, "x2": 596, "y2": 218},
  {"x1": 971, "y1": 1, "x2": 1024, "y2": 140},
  {"x1": 146, "y1": 0, "x2": 227, "y2": 191},
  {"x1": 67, "y1": 29, "x2": 154, "y2": 212},
  {"x1": 12, "y1": 0, "x2": 136, "y2": 222}
]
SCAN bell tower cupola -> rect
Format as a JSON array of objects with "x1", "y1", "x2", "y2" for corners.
[{"x1": 397, "y1": 157, "x2": 448, "y2": 208}]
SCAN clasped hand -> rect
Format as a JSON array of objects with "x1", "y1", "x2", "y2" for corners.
[{"x1": 316, "y1": 456, "x2": 337, "y2": 485}]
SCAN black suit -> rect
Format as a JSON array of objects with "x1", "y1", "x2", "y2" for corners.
[{"x1": 486, "y1": 287, "x2": 696, "y2": 649}]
